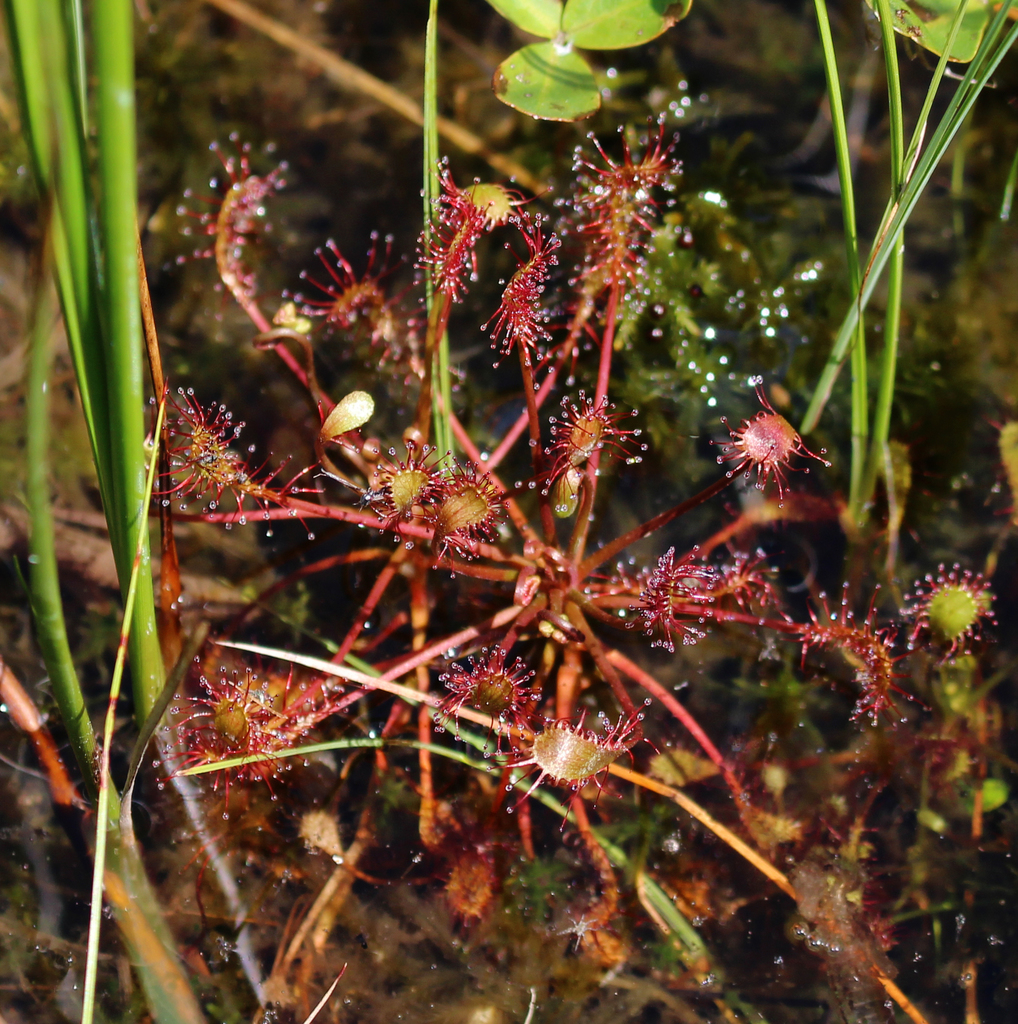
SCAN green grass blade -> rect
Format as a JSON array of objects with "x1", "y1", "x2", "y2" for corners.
[
  {"x1": 422, "y1": 0, "x2": 440, "y2": 239},
  {"x1": 120, "y1": 623, "x2": 209, "y2": 837},
  {"x1": 80, "y1": 401, "x2": 205, "y2": 1024},
  {"x1": 875, "y1": 0, "x2": 905, "y2": 192},
  {"x1": 25, "y1": 261, "x2": 98, "y2": 795},
  {"x1": 92, "y1": 0, "x2": 165, "y2": 719},
  {"x1": 813, "y1": 0, "x2": 867, "y2": 512},
  {"x1": 423, "y1": 0, "x2": 453, "y2": 456},
  {"x1": 63, "y1": 0, "x2": 89, "y2": 132},
  {"x1": 903, "y1": 0, "x2": 970, "y2": 175},
  {"x1": 81, "y1": 398, "x2": 165, "y2": 1024},
  {"x1": 861, "y1": 232, "x2": 904, "y2": 515},
  {"x1": 802, "y1": 4, "x2": 1018, "y2": 434},
  {"x1": 4, "y1": 0, "x2": 112, "y2": 507},
  {"x1": 850, "y1": 0, "x2": 906, "y2": 522},
  {"x1": 1000, "y1": 139, "x2": 1018, "y2": 221}
]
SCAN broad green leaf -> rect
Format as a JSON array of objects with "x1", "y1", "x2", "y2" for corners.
[
  {"x1": 493, "y1": 42, "x2": 600, "y2": 121},
  {"x1": 562, "y1": 0, "x2": 690, "y2": 50},
  {"x1": 863, "y1": 0, "x2": 993, "y2": 63},
  {"x1": 486, "y1": 0, "x2": 563, "y2": 38}
]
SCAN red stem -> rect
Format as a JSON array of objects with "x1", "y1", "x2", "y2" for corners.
[
  {"x1": 237, "y1": 294, "x2": 313, "y2": 393},
  {"x1": 378, "y1": 604, "x2": 525, "y2": 682},
  {"x1": 486, "y1": 343, "x2": 568, "y2": 471},
  {"x1": 332, "y1": 550, "x2": 406, "y2": 664},
  {"x1": 578, "y1": 472, "x2": 734, "y2": 579},
  {"x1": 518, "y1": 350, "x2": 557, "y2": 543},
  {"x1": 605, "y1": 647, "x2": 745, "y2": 802},
  {"x1": 571, "y1": 281, "x2": 621, "y2": 563},
  {"x1": 447, "y1": 409, "x2": 538, "y2": 545},
  {"x1": 223, "y1": 548, "x2": 390, "y2": 635},
  {"x1": 591, "y1": 594, "x2": 800, "y2": 637},
  {"x1": 565, "y1": 601, "x2": 639, "y2": 725},
  {"x1": 593, "y1": 281, "x2": 620, "y2": 411}
]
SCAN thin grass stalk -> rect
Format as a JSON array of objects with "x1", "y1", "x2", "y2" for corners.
[
  {"x1": 861, "y1": 232, "x2": 903, "y2": 514},
  {"x1": 63, "y1": 0, "x2": 88, "y2": 132},
  {"x1": 179, "y1": 724, "x2": 794, "y2": 902},
  {"x1": 4, "y1": 0, "x2": 112, "y2": 504},
  {"x1": 950, "y1": 110, "x2": 973, "y2": 241},
  {"x1": 999, "y1": 140, "x2": 1018, "y2": 220},
  {"x1": 903, "y1": 0, "x2": 970, "y2": 175},
  {"x1": 92, "y1": 0, "x2": 165, "y2": 720},
  {"x1": 812, "y1": 0, "x2": 868, "y2": 515},
  {"x1": 801, "y1": 0, "x2": 1018, "y2": 434},
  {"x1": 422, "y1": 0, "x2": 453, "y2": 455},
  {"x1": 76, "y1": 406, "x2": 204, "y2": 1024},
  {"x1": 857, "y1": 0, "x2": 907, "y2": 520},
  {"x1": 875, "y1": 0, "x2": 905, "y2": 193},
  {"x1": 25, "y1": 261, "x2": 98, "y2": 794},
  {"x1": 81, "y1": 398, "x2": 165, "y2": 1024},
  {"x1": 803, "y1": 0, "x2": 1001, "y2": 434}
]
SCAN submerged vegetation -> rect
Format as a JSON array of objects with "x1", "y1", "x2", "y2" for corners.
[{"x1": 3, "y1": 1, "x2": 1018, "y2": 1022}]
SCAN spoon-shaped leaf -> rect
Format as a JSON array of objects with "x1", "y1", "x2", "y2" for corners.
[
  {"x1": 493, "y1": 41, "x2": 600, "y2": 120},
  {"x1": 863, "y1": 0, "x2": 994, "y2": 62},
  {"x1": 486, "y1": 0, "x2": 563, "y2": 38},
  {"x1": 563, "y1": 0, "x2": 689, "y2": 50}
]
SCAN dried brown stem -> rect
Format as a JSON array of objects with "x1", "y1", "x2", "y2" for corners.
[
  {"x1": 0, "y1": 657, "x2": 86, "y2": 812},
  {"x1": 608, "y1": 763, "x2": 795, "y2": 899},
  {"x1": 138, "y1": 232, "x2": 183, "y2": 670}
]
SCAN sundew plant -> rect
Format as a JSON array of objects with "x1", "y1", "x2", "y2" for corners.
[{"x1": 4, "y1": 1, "x2": 1018, "y2": 1023}]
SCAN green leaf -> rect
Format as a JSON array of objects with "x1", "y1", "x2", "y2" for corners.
[
  {"x1": 863, "y1": 0, "x2": 993, "y2": 63},
  {"x1": 963, "y1": 778, "x2": 1011, "y2": 814},
  {"x1": 562, "y1": 0, "x2": 689, "y2": 50},
  {"x1": 493, "y1": 42, "x2": 600, "y2": 121},
  {"x1": 982, "y1": 778, "x2": 1010, "y2": 813},
  {"x1": 486, "y1": 0, "x2": 563, "y2": 38}
]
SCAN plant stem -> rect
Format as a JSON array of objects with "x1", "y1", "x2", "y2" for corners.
[
  {"x1": 1000, "y1": 140, "x2": 1018, "y2": 221},
  {"x1": 875, "y1": 0, "x2": 905, "y2": 195},
  {"x1": 903, "y1": 0, "x2": 970, "y2": 177},
  {"x1": 93, "y1": 0, "x2": 165, "y2": 721},
  {"x1": 421, "y1": 0, "x2": 453, "y2": 456},
  {"x1": 856, "y1": 0, "x2": 907, "y2": 521},
  {"x1": 861, "y1": 232, "x2": 903, "y2": 514},
  {"x1": 575, "y1": 279, "x2": 622, "y2": 557},
  {"x1": 950, "y1": 111, "x2": 974, "y2": 242},
  {"x1": 486, "y1": 342, "x2": 567, "y2": 470},
  {"x1": 25, "y1": 267, "x2": 97, "y2": 795},
  {"x1": 414, "y1": 290, "x2": 453, "y2": 446},
  {"x1": 802, "y1": 0, "x2": 1017, "y2": 434},
  {"x1": 564, "y1": 602, "x2": 638, "y2": 722},
  {"x1": 603, "y1": 647, "x2": 744, "y2": 800},
  {"x1": 81, "y1": 399, "x2": 165, "y2": 1024},
  {"x1": 578, "y1": 472, "x2": 732, "y2": 579},
  {"x1": 518, "y1": 347, "x2": 557, "y2": 542},
  {"x1": 4, "y1": 0, "x2": 111, "y2": 513},
  {"x1": 813, "y1": 0, "x2": 867, "y2": 517}
]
